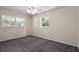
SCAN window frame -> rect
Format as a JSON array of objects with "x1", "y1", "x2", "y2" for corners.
[
  {"x1": 40, "y1": 17, "x2": 49, "y2": 27},
  {"x1": 1, "y1": 15, "x2": 25, "y2": 27}
]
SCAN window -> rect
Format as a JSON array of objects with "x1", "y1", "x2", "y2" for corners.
[
  {"x1": 40, "y1": 17, "x2": 49, "y2": 27},
  {"x1": 2, "y1": 15, "x2": 25, "y2": 27},
  {"x1": 16, "y1": 17, "x2": 24, "y2": 27}
]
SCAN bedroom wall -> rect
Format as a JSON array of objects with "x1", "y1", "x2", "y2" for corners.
[
  {"x1": 77, "y1": 7, "x2": 79, "y2": 48},
  {"x1": 0, "y1": 8, "x2": 32, "y2": 41},
  {"x1": 32, "y1": 7, "x2": 78, "y2": 47}
]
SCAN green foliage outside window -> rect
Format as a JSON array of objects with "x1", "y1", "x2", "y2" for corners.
[
  {"x1": 2, "y1": 15, "x2": 24, "y2": 27},
  {"x1": 41, "y1": 17, "x2": 49, "y2": 26},
  {"x1": 2, "y1": 15, "x2": 16, "y2": 26}
]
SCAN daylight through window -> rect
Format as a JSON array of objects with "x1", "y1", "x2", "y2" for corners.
[
  {"x1": 2, "y1": 15, "x2": 25, "y2": 27},
  {"x1": 40, "y1": 17, "x2": 49, "y2": 27}
]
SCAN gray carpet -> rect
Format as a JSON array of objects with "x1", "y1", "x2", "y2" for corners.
[{"x1": 0, "y1": 35, "x2": 78, "y2": 52}]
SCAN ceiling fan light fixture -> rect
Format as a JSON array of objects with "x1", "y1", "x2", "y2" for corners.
[{"x1": 26, "y1": 6, "x2": 39, "y2": 15}]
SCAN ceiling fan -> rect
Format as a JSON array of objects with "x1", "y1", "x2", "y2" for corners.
[{"x1": 26, "y1": 6, "x2": 40, "y2": 15}]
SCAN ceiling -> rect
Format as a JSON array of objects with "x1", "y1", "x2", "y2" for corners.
[{"x1": 0, "y1": 6, "x2": 57, "y2": 15}]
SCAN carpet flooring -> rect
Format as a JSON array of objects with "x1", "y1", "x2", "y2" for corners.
[{"x1": 0, "y1": 35, "x2": 78, "y2": 52}]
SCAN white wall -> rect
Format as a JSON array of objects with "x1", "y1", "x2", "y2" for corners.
[
  {"x1": 0, "y1": 8, "x2": 31, "y2": 41},
  {"x1": 77, "y1": 7, "x2": 79, "y2": 48},
  {"x1": 32, "y1": 7, "x2": 78, "y2": 47}
]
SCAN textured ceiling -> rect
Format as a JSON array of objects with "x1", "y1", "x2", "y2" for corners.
[{"x1": 0, "y1": 6, "x2": 57, "y2": 15}]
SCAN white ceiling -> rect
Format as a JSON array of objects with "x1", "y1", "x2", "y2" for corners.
[{"x1": 0, "y1": 6, "x2": 57, "y2": 15}]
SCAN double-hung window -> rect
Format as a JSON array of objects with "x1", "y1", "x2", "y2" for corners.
[{"x1": 40, "y1": 17, "x2": 49, "y2": 27}]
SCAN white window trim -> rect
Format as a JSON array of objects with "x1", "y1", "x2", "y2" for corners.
[{"x1": 1, "y1": 15, "x2": 25, "y2": 27}]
